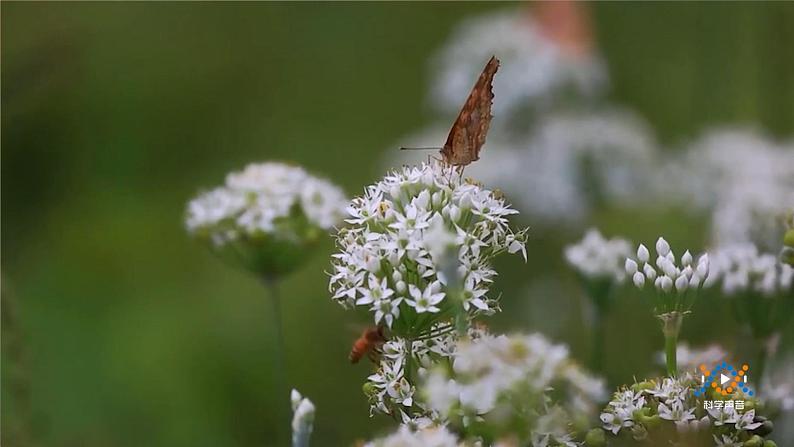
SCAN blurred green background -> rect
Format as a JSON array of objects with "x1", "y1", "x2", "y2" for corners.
[{"x1": 3, "y1": 2, "x2": 794, "y2": 447}]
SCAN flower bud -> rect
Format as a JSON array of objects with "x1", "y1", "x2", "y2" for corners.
[
  {"x1": 633, "y1": 272, "x2": 646, "y2": 288},
  {"x1": 675, "y1": 275, "x2": 689, "y2": 292},
  {"x1": 637, "y1": 244, "x2": 650, "y2": 262},
  {"x1": 584, "y1": 428, "x2": 606, "y2": 447},
  {"x1": 660, "y1": 276, "x2": 673, "y2": 292},
  {"x1": 644, "y1": 264, "x2": 657, "y2": 281},
  {"x1": 682, "y1": 250, "x2": 693, "y2": 266},
  {"x1": 656, "y1": 237, "x2": 670, "y2": 256},
  {"x1": 625, "y1": 258, "x2": 638, "y2": 275},
  {"x1": 689, "y1": 274, "x2": 701, "y2": 288}
]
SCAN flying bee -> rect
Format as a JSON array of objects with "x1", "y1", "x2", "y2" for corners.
[{"x1": 349, "y1": 326, "x2": 386, "y2": 364}]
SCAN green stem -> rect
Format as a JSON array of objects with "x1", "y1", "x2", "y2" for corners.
[
  {"x1": 659, "y1": 311, "x2": 684, "y2": 377},
  {"x1": 263, "y1": 277, "x2": 289, "y2": 444},
  {"x1": 590, "y1": 304, "x2": 605, "y2": 374},
  {"x1": 664, "y1": 331, "x2": 678, "y2": 377}
]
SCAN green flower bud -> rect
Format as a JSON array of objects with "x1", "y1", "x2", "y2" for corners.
[
  {"x1": 784, "y1": 228, "x2": 794, "y2": 248},
  {"x1": 639, "y1": 414, "x2": 661, "y2": 429},
  {"x1": 744, "y1": 435, "x2": 763, "y2": 447},
  {"x1": 584, "y1": 428, "x2": 606, "y2": 447},
  {"x1": 763, "y1": 440, "x2": 778, "y2": 447}
]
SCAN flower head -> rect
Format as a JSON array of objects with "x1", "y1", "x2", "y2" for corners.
[
  {"x1": 330, "y1": 161, "x2": 528, "y2": 334},
  {"x1": 186, "y1": 162, "x2": 347, "y2": 276}
]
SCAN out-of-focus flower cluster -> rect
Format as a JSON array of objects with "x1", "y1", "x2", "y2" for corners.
[
  {"x1": 364, "y1": 425, "x2": 460, "y2": 447},
  {"x1": 665, "y1": 130, "x2": 794, "y2": 249},
  {"x1": 186, "y1": 162, "x2": 347, "y2": 275},
  {"x1": 430, "y1": 9, "x2": 607, "y2": 119},
  {"x1": 329, "y1": 160, "x2": 528, "y2": 333},
  {"x1": 595, "y1": 374, "x2": 774, "y2": 446},
  {"x1": 706, "y1": 243, "x2": 793, "y2": 297},
  {"x1": 363, "y1": 331, "x2": 605, "y2": 446},
  {"x1": 421, "y1": 332, "x2": 605, "y2": 446},
  {"x1": 565, "y1": 229, "x2": 632, "y2": 283},
  {"x1": 625, "y1": 237, "x2": 710, "y2": 302}
]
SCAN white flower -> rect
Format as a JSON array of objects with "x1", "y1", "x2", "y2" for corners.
[
  {"x1": 407, "y1": 283, "x2": 445, "y2": 314},
  {"x1": 658, "y1": 400, "x2": 695, "y2": 423},
  {"x1": 564, "y1": 229, "x2": 632, "y2": 282},
  {"x1": 734, "y1": 409, "x2": 762, "y2": 431}
]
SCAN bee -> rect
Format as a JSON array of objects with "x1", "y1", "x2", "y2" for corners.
[{"x1": 349, "y1": 326, "x2": 386, "y2": 364}]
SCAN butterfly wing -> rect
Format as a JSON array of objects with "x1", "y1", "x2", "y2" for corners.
[{"x1": 440, "y1": 56, "x2": 499, "y2": 167}]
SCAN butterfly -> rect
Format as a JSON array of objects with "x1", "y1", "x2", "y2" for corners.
[
  {"x1": 401, "y1": 56, "x2": 499, "y2": 169},
  {"x1": 440, "y1": 55, "x2": 499, "y2": 168}
]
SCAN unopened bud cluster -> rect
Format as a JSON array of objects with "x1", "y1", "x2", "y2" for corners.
[{"x1": 625, "y1": 237, "x2": 710, "y2": 294}]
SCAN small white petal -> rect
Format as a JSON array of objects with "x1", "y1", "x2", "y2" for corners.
[{"x1": 656, "y1": 237, "x2": 670, "y2": 257}]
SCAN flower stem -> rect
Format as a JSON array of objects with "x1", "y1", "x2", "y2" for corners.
[
  {"x1": 659, "y1": 311, "x2": 684, "y2": 377},
  {"x1": 263, "y1": 277, "x2": 289, "y2": 444},
  {"x1": 591, "y1": 306, "x2": 605, "y2": 374},
  {"x1": 664, "y1": 331, "x2": 678, "y2": 377}
]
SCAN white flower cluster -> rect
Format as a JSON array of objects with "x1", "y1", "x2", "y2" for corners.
[
  {"x1": 329, "y1": 161, "x2": 528, "y2": 331},
  {"x1": 625, "y1": 237, "x2": 710, "y2": 296},
  {"x1": 290, "y1": 389, "x2": 315, "y2": 447},
  {"x1": 422, "y1": 333, "x2": 605, "y2": 445},
  {"x1": 365, "y1": 328, "x2": 461, "y2": 422},
  {"x1": 664, "y1": 129, "x2": 794, "y2": 248},
  {"x1": 186, "y1": 162, "x2": 347, "y2": 246},
  {"x1": 430, "y1": 9, "x2": 606, "y2": 118},
  {"x1": 706, "y1": 243, "x2": 793, "y2": 297},
  {"x1": 600, "y1": 374, "x2": 767, "y2": 444},
  {"x1": 565, "y1": 229, "x2": 632, "y2": 283},
  {"x1": 364, "y1": 425, "x2": 459, "y2": 447},
  {"x1": 655, "y1": 343, "x2": 727, "y2": 373}
]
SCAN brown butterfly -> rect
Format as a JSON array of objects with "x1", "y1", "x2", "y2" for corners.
[
  {"x1": 402, "y1": 56, "x2": 499, "y2": 169},
  {"x1": 440, "y1": 55, "x2": 499, "y2": 168}
]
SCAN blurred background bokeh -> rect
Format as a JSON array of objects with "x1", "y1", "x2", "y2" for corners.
[{"x1": 3, "y1": 2, "x2": 794, "y2": 446}]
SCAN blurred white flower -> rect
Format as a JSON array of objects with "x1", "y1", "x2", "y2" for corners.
[
  {"x1": 706, "y1": 243, "x2": 793, "y2": 297},
  {"x1": 662, "y1": 129, "x2": 794, "y2": 248},
  {"x1": 430, "y1": 8, "x2": 606, "y2": 118},
  {"x1": 423, "y1": 332, "x2": 605, "y2": 444},
  {"x1": 290, "y1": 389, "x2": 315, "y2": 447},
  {"x1": 565, "y1": 229, "x2": 632, "y2": 282},
  {"x1": 186, "y1": 162, "x2": 348, "y2": 275},
  {"x1": 329, "y1": 161, "x2": 528, "y2": 332},
  {"x1": 471, "y1": 109, "x2": 658, "y2": 225},
  {"x1": 364, "y1": 425, "x2": 459, "y2": 447}
]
